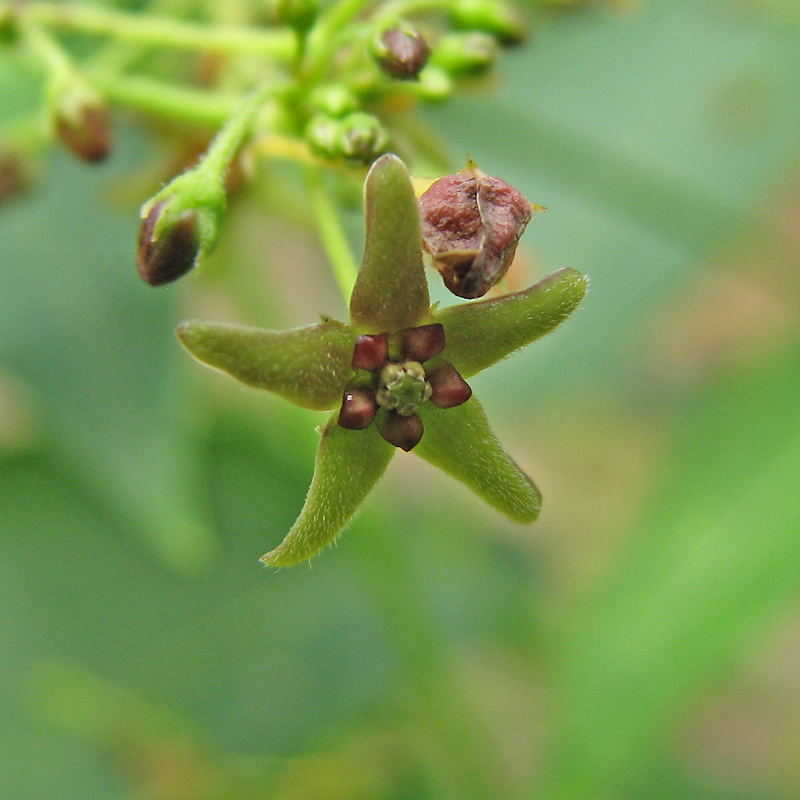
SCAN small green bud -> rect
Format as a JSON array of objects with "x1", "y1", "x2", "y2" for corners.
[
  {"x1": 276, "y1": 0, "x2": 318, "y2": 32},
  {"x1": 308, "y1": 84, "x2": 360, "y2": 118},
  {"x1": 338, "y1": 112, "x2": 389, "y2": 162},
  {"x1": 53, "y1": 85, "x2": 112, "y2": 163},
  {"x1": 137, "y1": 169, "x2": 225, "y2": 285},
  {"x1": 431, "y1": 32, "x2": 498, "y2": 77},
  {"x1": 414, "y1": 65, "x2": 453, "y2": 102},
  {"x1": 371, "y1": 22, "x2": 430, "y2": 80},
  {"x1": 305, "y1": 113, "x2": 342, "y2": 158},
  {"x1": 449, "y1": 0, "x2": 528, "y2": 45}
]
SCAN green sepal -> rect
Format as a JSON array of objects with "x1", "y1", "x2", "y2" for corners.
[
  {"x1": 140, "y1": 166, "x2": 225, "y2": 261},
  {"x1": 176, "y1": 320, "x2": 356, "y2": 411},
  {"x1": 415, "y1": 397, "x2": 540, "y2": 522},
  {"x1": 262, "y1": 415, "x2": 395, "y2": 566},
  {"x1": 435, "y1": 268, "x2": 588, "y2": 378},
  {"x1": 349, "y1": 154, "x2": 430, "y2": 332}
]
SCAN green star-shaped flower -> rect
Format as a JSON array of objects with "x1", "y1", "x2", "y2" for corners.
[{"x1": 177, "y1": 155, "x2": 587, "y2": 566}]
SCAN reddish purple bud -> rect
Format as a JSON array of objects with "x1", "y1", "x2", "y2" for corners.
[
  {"x1": 338, "y1": 384, "x2": 379, "y2": 430},
  {"x1": 137, "y1": 201, "x2": 201, "y2": 286},
  {"x1": 373, "y1": 24, "x2": 430, "y2": 80},
  {"x1": 56, "y1": 102, "x2": 112, "y2": 164},
  {"x1": 419, "y1": 163, "x2": 535, "y2": 299},
  {"x1": 399, "y1": 323, "x2": 445, "y2": 363},
  {"x1": 378, "y1": 410, "x2": 424, "y2": 451},
  {"x1": 426, "y1": 362, "x2": 472, "y2": 408},
  {"x1": 352, "y1": 333, "x2": 389, "y2": 372}
]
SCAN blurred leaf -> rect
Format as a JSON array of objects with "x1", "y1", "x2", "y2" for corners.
[{"x1": 543, "y1": 345, "x2": 800, "y2": 798}]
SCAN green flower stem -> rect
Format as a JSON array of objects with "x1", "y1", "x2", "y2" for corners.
[
  {"x1": 302, "y1": 0, "x2": 374, "y2": 83},
  {"x1": 373, "y1": 0, "x2": 458, "y2": 22},
  {"x1": 18, "y1": 13, "x2": 76, "y2": 83},
  {"x1": 305, "y1": 166, "x2": 360, "y2": 303},
  {"x1": 24, "y1": 1, "x2": 297, "y2": 60},
  {"x1": 199, "y1": 82, "x2": 286, "y2": 177},
  {"x1": 92, "y1": 74, "x2": 240, "y2": 127}
]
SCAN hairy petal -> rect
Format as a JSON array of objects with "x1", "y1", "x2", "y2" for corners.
[
  {"x1": 434, "y1": 268, "x2": 588, "y2": 378},
  {"x1": 262, "y1": 416, "x2": 395, "y2": 566},
  {"x1": 350, "y1": 154, "x2": 430, "y2": 332},
  {"x1": 415, "y1": 398, "x2": 540, "y2": 522},
  {"x1": 177, "y1": 320, "x2": 356, "y2": 410}
]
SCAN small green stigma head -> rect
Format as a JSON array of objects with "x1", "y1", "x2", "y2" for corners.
[{"x1": 376, "y1": 361, "x2": 432, "y2": 416}]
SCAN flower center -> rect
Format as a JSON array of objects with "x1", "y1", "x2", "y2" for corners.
[{"x1": 375, "y1": 360, "x2": 432, "y2": 416}]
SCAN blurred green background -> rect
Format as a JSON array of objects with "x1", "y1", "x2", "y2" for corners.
[{"x1": 5, "y1": 0, "x2": 800, "y2": 798}]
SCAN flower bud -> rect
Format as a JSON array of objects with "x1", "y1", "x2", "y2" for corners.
[
  {"x1": 276, "y1": 0, "x2": 318, "y2": 32},
  {"x1": 414, "y1": 65, "x2": 453, "y2": 102},
  {"x1": 338, "y1": 112, "x2": 389, "y2": 162},
  {"x1": 137, "y1": 200, "x2": 201, "y2": 286},
  {"x1": 449, "y1": 0, "x2": 528, "y2": 45},
  {"x1": 54, "y1": 87, "x2": 112, "y2": 163},
  {"x1": 431, "y1": 32, "x2": 498, "y2": 77},
  {"x1": 309, "y1": 84, "x2": 360, "y2": 118},
  {"x1": 419, "y1": 162, "x2": 537, "y2": 299},
  {"x1": 305, "y1": 114, "x2": 341, "y2": 158},
  {"x1": 371, "y1": 22, "x2": 430, "y2": 80}
]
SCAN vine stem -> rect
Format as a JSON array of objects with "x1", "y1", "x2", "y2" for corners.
[
  {"x1": 305, "y1": 166, "x2": 360, "y2": 304},
  {"x1": 22, "y1": 1, "x2": 297, "y2": 60}
]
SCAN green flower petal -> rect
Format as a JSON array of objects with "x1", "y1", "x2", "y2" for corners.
[
  {"x1": 177, "y1": 320, "x2": 356, "y2": 410},
  {"x1": 415, "y1": 397, "x2": 541, "y2": 522},
  {"x1": 434, "y1": 268, "x2": 588, "y2": 378},
  {"x1": 349, "y1": 154, "x2": 430, "y2": 332},
  {"x1": 262, "y1": 415, "x2": 395, "y2": 566}
]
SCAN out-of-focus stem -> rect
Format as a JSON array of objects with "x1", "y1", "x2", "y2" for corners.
[
  {"x1": 24, "y1": 1, "x2": 297, "y2": 60},
  {"x1": 305, "y1": 166, "x2": 360, "y2": 303},
  {"x1": 93, "y1": 74, "x2": 241, "y2": 127}
]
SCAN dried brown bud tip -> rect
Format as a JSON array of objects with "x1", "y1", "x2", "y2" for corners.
[
  {"x1": 399, "y1": 323, "x2": 445, "y2": 362},
  {"x1": 426, "y1": 362, "x2": 472, "y2": 408},
  {"x1": 378, "y1": 410, "x2": 424, "y2": 451},
  {"x1": 56, "y1": 103, "x2": 112, "y2": 164},
  {"x1": 419, "y1": 164, "x2": 534, "y2": 298},
  {"x1": 338, "y1": 384, "x2": 379, "y2": 430},
  {"x1": 137, "y1": 201, "x2": 201, "y2": 287},
  {"x1": 373, "y1": 24, "x2": 430, "y2": 80},
  {"x1": 352, "y1": 333, "x2": 389, "y2": 372}
]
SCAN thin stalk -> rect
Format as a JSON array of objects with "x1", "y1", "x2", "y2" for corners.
[
  {"x1": 302, "y1": 0, "x2": 374, "y2": 83},
  {"x1": 199, "y1": 82, "x2": 286, "y2": 176},
  {"x1": 92, "y1": 73, "x2": 240, "y2": 127},
  {"x1": 305, "y1": 166, "x2": 360, "y2": 303},
  {"x1": 25, "y1": 1, "x2": 297, "y2": 60}
]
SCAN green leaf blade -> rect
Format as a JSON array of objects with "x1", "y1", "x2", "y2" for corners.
[
  {"x1": 177, "y1": 320, "x2": 355, "y2": 410},
  {"x1": 415, "y1": 397, "x2": 540, "y2": 522},
  {"x1": 262, "y1": 416, "x2": 395, "y2": 567},
  {"x1": 435, "y1": 268, "x2": 588, "y2": 378},
  {"x1": 349, "y1": 154, "x2": 430, "y2": 333}
]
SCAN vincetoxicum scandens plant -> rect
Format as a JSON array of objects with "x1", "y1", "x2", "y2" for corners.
[{"x1": 178, "y1": 155, "x2": 587, "y2": 567}]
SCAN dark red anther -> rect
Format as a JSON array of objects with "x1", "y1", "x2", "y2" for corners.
[
  {"x1": 338, "y1": 384, "x2": 379, "y2": 429},
  {"x1": 351, "y1": 333, "x2": 389, "y2": 372},
  {"x1": 426, "y1": 362, "x2": 472, "y2": 408},
  {"x1": 399, "y1": 323, "x2": 445, "y2": 362},
  {"x1": 378, "y1": 410, "x2": 424, "y2": 451}
]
